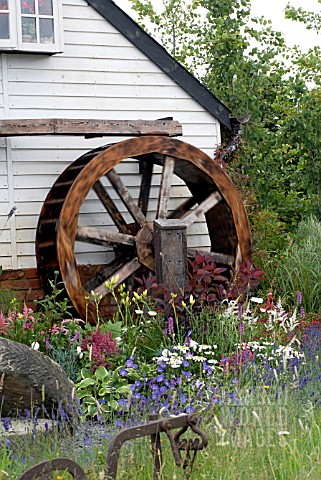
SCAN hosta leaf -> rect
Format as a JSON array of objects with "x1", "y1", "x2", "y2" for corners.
[
  {"x1": 76, "y1": 378, "x2": 96, "y2": 389},
  {"x1": 80, "y1": 368, "x2": 93, "y2": 380},
  {"x1": 118, "y1": 385, "x2": 131, "y2": 394},
  {"x1": 109, "y1": 399, "x2": 119, "y2": 410},
  {"x1": 98, "y1": 386, "x2": 112, "y2": 396},
  {"x1": 95, "y1": 366, "x2": 108, "y2": 381},
  {"x1": 82, "y1": 397, "x2": 96, "y2": 405},
  {"x1": 89, "y1": 404, "x2": 98, "y2": 416}
]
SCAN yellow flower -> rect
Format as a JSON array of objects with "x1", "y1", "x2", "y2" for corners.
[
  {"x1": 189, "y1": 294, "x2": 195, "y2": 306},
  {"x1": 263, "y1": 385, "x2": 270, "y2": 389}
]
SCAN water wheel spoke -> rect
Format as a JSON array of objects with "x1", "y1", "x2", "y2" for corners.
[
  {"x1": 93, "y1": 257, "x2": 141, "y2": 297},
  {"x1": 157, "y1": 156, "x2": 175, "y2": 219},
  {"x1": 182, "y1": 192, "x2": 222, "y2": 227},
  {"x1": 83, "y1": 257, "x2": 128, "y2": 292},
  {"x1": 167, "y1": 196, "x2": 198, "y2": 219},
  {"x1": 93, "y1": 180, "x2": 131, "y2": 234},
  {"x1": 76, "y1": 225, "x2": 135, "y2": 247},
  {"x1": 138, "y1": 160, "x2": 153, "y2": 216},
  {"x1": 107, "y1": 168, "x2": 146, "y2": 227}
]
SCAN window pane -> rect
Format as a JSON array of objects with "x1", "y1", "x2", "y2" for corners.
[
  {"x1": 0, "y1": 0, "x2": 8, "y2": 10},
  {"x1": 0, "y1": 14, "x2": 9, "y2": 39},
  {"x1": 22, "y1": 17, "x2": 36, "y2": 42},
  {"x1": 39, "y1": 0, "x2": 52, "y2": 16},
  {"x1": 40, "y1": 18, "x2": 53, "y2": 43},
  {"x1": 21, "y1": 0, "x2": 35, "y2": 14}
]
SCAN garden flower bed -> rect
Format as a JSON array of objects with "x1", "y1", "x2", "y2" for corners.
[{"x1": 1, "y1": 247, "x2": 321, "y2": 478}]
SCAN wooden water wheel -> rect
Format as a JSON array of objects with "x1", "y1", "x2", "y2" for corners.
[{"x1": 36, "y1": 136, "x2": 251, "y2": 322}]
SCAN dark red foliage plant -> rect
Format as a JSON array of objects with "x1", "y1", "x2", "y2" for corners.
[
  {"x1": 185, "y1": 251, "x2": 228, "y2": 306},
  {"x1": 81, "y1": 326, "x2": 120, "y2": 371},
  {"x1": 227, "y1": 260, "x2": 266, "y2": 302}
]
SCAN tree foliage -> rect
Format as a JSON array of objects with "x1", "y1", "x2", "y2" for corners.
[{"x1": 129, "y1": 0, "x2": 321, "y2": 236}]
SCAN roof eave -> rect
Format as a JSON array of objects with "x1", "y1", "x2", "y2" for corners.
[{"x1": 86, "y1": 0, "x2": 231, "y2": 130}]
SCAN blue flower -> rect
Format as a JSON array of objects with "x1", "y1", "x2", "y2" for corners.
[
  {"x1": 116, "y1": 418, "x2": 123, "y2": 427},
  {"x1": 119, "y1": 368, "x2": 128, "y2": 377},
  {"x1": 126, "y1": 356, "x2": 138, "y2": 369}
]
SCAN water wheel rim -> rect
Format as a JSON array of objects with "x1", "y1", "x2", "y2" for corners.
[{"x1": 56, "y1": 136, "x2": 251, "y2": 321}]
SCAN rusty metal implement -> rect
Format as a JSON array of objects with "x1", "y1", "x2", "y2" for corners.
[
  {"x1": 106, "y1": 413, "x2": 208, "y2": 479},
  {"x1": 17, "y1": 458, "x2": 87, "y2": 479},
  {"x1": 17, "y1": 413, "x2": 208, "y2": 480}
]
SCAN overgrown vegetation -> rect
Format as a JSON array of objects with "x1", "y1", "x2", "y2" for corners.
[
  {"x1": 1, "y1": 215, "x2": 321, "y2": 477},
  {"x1": 129, "y1": 0, "x2": 321, "y2": 238},
  {"x1": 1, "y1": 2, "x2": 321, "y2": 477}
]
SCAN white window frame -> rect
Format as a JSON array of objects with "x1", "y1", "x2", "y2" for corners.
[{"x1": 0, "y1": 0, "x2": 63, "y2": 53}]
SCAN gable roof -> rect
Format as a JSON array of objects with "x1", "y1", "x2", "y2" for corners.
[{"x1": 86, "y1": 0, "x2": 231, "y2": 130}]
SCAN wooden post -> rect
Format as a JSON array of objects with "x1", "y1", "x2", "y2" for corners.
[{"x1": 153, "y1": 219, "x2": 188, "y2": 291}]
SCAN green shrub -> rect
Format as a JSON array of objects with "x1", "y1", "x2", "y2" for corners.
[
  {"x1": 262, "y1": 216, "x2": 321, "y2": 312},
  {"x1": 249, "y1": 209, "x2": 288, "y2": 263}
]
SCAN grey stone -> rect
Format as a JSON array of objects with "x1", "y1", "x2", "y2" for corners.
[{"x1": 0, "y1": 337, "x2": 78, "y2": 418}]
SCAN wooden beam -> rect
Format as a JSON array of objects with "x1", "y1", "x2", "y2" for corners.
[
  {"x1": 107, "y1": 168, "x2": 146, "y2": 227},
  {"x1": 0, "y1": 119, "x2": 182, "y2": 137},
  {"x1": 76, "y1": 226, "x2": 135, "y2": 247},
  {"x1": 154, "y1": 218, "x2": 188, "y2": 291},
  {"x1": 93, "y1": 257, "x2": 141, "y2": 297},
  {"x1": 157, "y1": 156, "x2": 175, "y2": 219},
  {"x1": 181, "y1": 192, "x2": 222, "y2": 227},
  {"x1": 93, "y1": 180, "x2": 131, "y2": 235}
]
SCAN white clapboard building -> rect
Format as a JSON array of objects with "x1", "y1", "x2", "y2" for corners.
[{"x1": 0, "y1": 0, "x2": 231, "y2": 274}]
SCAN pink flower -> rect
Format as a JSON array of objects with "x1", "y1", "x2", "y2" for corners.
[
  {"x1": 0, "y1": 311, "x2": 8, "y2": 334},
  {"x1": 81, "y1": 326, "x2": 120, "y2": 371}
]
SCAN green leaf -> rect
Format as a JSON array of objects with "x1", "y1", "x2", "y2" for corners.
[
  {"x1": 117, "y1": 385, "x2": 131, "y2": 394},
  {"x1": 98, "y1": 386, "x2": 112, "y2": 396},
  {"x1": 76, "y1": 378, "x2": 96, "y2": 389},
  {"x1": 95, "y1": 366, "x2": 108, "y2": 381},
  {"x1": 108, "y1": 399, "x2": 119, "y2": 411},
  {"x1": 82, "y1": 396, "x2": 96, "y2": 405},
  {"x1": 80, "y1": 368, "x2": 93, "y2": 380}
]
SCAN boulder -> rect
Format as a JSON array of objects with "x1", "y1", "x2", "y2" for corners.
[{"x1": 0, "y1": 337, "x2": 78, "y2": 419}]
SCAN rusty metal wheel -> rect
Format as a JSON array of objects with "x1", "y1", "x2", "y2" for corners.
[{"x1": 36, "y1": 136, "x2": 251, "y2": 322}]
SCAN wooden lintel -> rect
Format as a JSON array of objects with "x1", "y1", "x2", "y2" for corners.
[{"x1": 0, "y1": 119, "x2": 183, "y2": 137}]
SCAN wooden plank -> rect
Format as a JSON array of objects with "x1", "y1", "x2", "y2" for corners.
[
  {"x1": 107, "y1": 168, "x2": 146, "y2": 227},
  {"x1": 76, "y1": 225, "x2": 135, "y2": 247},
  {"x1": 9, "y1": 96, "x2": 200, "y2": 111},
  {"x1": 154, "y1": 219, "x2": 188, "y2": 290},
  {"x1": 168, "y1": 196, "x2": 197, "y2": 219},
  {"x1": 8, "y1": 69, "x2": 173, "y2": 86},
  {"x1": 8, "y1": 82, "x2": 190, "y2": 99},
  {"x1": 93, "y1": 257, "x2": 141, "y2": 297},
  {"x1": 157, "y1": 156, "x2": 175, "y2": 219},
  {"x1": 0, "y1": 119, "x2": 182, "y2": 137},
  {"x1": 83, "y1": 258, "x2": 125, "y2": 292},
  {"x1": 182, "y1": 192, "x2": 222, "y2": 227},
  {"x1": 138, "y1": 160, "x2": 153, "y2": 216},
  {"x1": 93, "y1": 179, "x2": 131, "y2": 234}
]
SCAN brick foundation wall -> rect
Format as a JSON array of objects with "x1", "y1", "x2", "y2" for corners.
[
  {"x1": 0, "y1": 268, "x2": 45, "y2": 308},
  {"x1": 0, "y1": 267, "x2": 116, "y2": 319}
]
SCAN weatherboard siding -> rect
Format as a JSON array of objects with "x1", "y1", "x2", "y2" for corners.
[{"x1": 0, "y1": 0, "x2": 221, "y2": 270}]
